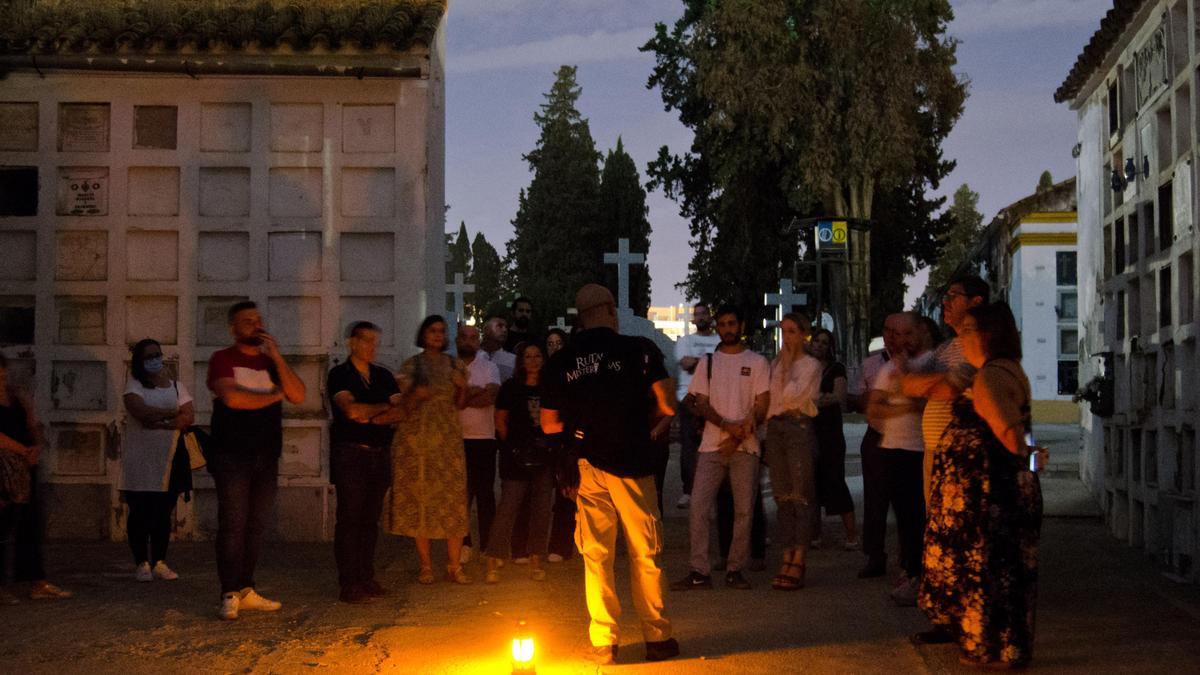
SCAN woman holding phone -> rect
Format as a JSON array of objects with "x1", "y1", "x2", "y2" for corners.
[{"x1": 917, "y1": 302, "x2": 1044, "y2": 668}]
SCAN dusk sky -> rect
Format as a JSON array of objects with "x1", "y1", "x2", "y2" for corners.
[{"x1": 444, "y1": 0, "x2": 1112, "y2": 310}]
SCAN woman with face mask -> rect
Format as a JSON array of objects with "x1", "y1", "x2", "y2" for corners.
[{"x1": 121, "y1": 339, "x2": 195, "y2": 582}]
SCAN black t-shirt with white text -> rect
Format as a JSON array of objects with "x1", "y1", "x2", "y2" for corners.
[{"x1": 542, "y1": 327, "x2": 669, "y2": 478}]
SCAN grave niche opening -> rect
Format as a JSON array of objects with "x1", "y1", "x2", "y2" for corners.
[
  {"x1": 0, "y1": 166, "x2": 38, "y2": 216},
  {"x1": 0, "y1": 296, "x2": 35, "y2": 344}
]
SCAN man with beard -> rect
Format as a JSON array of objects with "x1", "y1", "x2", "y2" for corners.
[
  {"x1": 455, "y1": 324, "x2": 502, "y2": 564},
  {"x1": 207, "y1": 301, "x2": 305, "y2": 620},
  {"x1": 671, "y1": 305, "x2": 770, "y2": 592},
  {"x1": 482, "y1": 316, "x2": 516, "y2": 382},
  {"x1": 504, "y1": 297, "x2": 537, "y2": 353}
]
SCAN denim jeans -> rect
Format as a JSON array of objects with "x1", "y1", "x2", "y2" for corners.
[
  {"x1": 332, "y1": 442, "x2": 391, "y2": 588},
  {"x1": 485, "y1": 465, "x2": 554, "y2": 559},
  {"x1": 210, "y1": 453, "x2": 278, "y2": 595},
  {"x1": 765, "y1": 416, "x2": 818, "y2": 549}
]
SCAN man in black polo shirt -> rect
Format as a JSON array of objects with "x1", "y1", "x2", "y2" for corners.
[
  {"x1": 541, "y1": 284, "x2": 679, "y2": 665},
  {"x1": 326, "y1": 321, "x2": 401, "y2": 604}
]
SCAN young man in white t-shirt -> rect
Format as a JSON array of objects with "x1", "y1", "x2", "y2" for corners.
[
  {"x1": 673, "y1": 303, "x2": 721, "y2": 508},
  {"x1": 671, "y1": 306, "x2": 769, "y2": 591},
  {"x1": 867, "y1": 312, "x2": 929, "y2": 605},
  {"x1": 456, "y1": 324, "x2": 502, "y2": 565}
]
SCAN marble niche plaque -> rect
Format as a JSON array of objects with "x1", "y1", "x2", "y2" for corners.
[
  {"x1": 341, "y1": 167, "x2": 395, "y2": 218},
  {"x1": 268, "y1": 232, "x2": 322, "y2": 281},
  {"x1": 56, "y1": 296, "x2": 106, "y2": 344},
  {"x1": 57, "y1": 167, "x2": 109, "y2": 216},
  {"x1": 280, "y1": 426, "x2": 322, "y2": 477},
  {"x1": 201, "y1": 102, "x2": 252, "y2": 152},
  {"x1": 51, "y1": 424, "x2": 107, "y2": 476},
  {"x1": 340, "y1": 297, "x2": 393, "y2": 346},
  {"x1": 58, "y1": 103, "x2": 110, "y2": 152},
  {"x1": 0, "y1": 102, "x2": 38, "y2": 151},
  {"x1": 50, "y1": 360, "x2": 107, "y2": 411},
  {"x1": 342, "y1": 105, "x2": 395, "y2": 153},
  {"x1": 267, "y1": 296, "x2": 322, "y2": 346},
  {"x1": 192, "y1": 361, "x2": 213, "y2": 413},
  {"x1": 269, "y1": 168, "x2": 323, "y2": 217},
  {"x1": 340, "y1": 233, "x2": 395, "y2": 281},
  {"x1": 126, "y1": 230, "x2": 178, "y2": 281},
  {"x1": 0, "y1": 231, "x2": 37, "y2": 280},
  {"x1": 281, "y1": 356, "x2": 326, "y2": 416},
  {"x1": 55, "y1": 230, "x2": 108, "y2": 281},
  {"x1": 199, "y1": 167, "x2": 251, "y2": 217},
  {"x1": 270, "y1": 103, "x2": 323, "y2": 152},
  {"x1": 197, "y1": 232, "x2": 250, "y2": 281},
  {"x1": 196, "y1": 296, "x2": 248, "y2": 346},
  {"x1": 133, "y1": 105, "x2": 177, "y2": 149},
  {"x1": 125, "y1": 296, "x2": 178, "y2": 345},
  {"x1": 128, "y1": 166, "x2": 180, "y2": 216}
]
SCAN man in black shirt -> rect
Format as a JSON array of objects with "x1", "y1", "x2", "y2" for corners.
[
  {"x1": 541, "y1": 284, "x2": 679, "y2": 665},
  {"x1": 326, "y1": 321, "x2": 401, "y2": 604}
]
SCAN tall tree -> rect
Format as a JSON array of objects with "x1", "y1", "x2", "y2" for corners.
[
  {"x1": 470, "y1": 231, "x2": 506, "y2": 322},
  {"x1": 506, "y1": 66, "x2": 604, "y2": 319},
  {"x1": 446, "y1": 220, "x2": 472, "y2": 282},
  {"x1": 644, "y1": 0, "x2": 965, "y2": 335},
  {"x1": 927, "y1": 184, "x2": 984, "y2": 293},
  {"x1": 598, "y1": 138, "x2": 653, "y2": 316}
]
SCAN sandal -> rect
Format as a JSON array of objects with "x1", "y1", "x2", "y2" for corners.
[
  {"x1": 418, "y1": 566, "x2": 435, "y2": 585},
  {"x1": 771, "y1": 562, "x2": 805, "y2": 590},
  {"x1": 445, "y1": 566, "x2": 473, "y2": 585}
]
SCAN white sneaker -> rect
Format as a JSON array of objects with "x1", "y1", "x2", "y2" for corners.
[
  {"x1": 513, "y1": 557, "x2": 530, "y2": 565},
  {"x1": 547, "y1": 553, "x2": 564, "y2": 563},
  {"x1": 219, "y1": 592, "x2": 239, "y2": 620},
  {"x1": 676, "y1": 494, "x2": 691, "y2": 509},
  {"x1": 459, "y1": 545, "x2": 473, "y2": 564},
  {"x1": 152, "y1": 561, "x2": 179, "y2": 580},
  {"x1": 239, "y1": 588, "x2": 282, "y2": 611},
  {"x1": 135, "y1": 562, "x2": 153, "y2": 582}
]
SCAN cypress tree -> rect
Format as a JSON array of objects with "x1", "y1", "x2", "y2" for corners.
[{"x1": 598, "y1": 138, "x2": 653, "y2": 316}]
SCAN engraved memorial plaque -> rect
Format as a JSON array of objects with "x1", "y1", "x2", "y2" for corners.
[
  {"x1": 58, "y1": 103, "x2": 110, "y2": 152},
  {"x1": 56, "y1": 296, "x2": 106, "y2": 344},
  {"x1": 57, "y1": 167, "x2": 109, "y2": 216},
  {"x1": 51, "y1": 424, "x2": 107, "y2": 476},
  {"x1": 55, "y1": 230, "x2": 108, "y2": 280},
  {"x1": 0, "y1": 102, "x2": 39, "y2": 151},
  {"x1": 133, "y1": 105, "x2": 178, "y2": 149}
]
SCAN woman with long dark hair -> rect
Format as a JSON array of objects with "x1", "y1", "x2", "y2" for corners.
[
  {"x1": 484, "y1": 342, "x2": 556, "y2": 583},
  {"x1": 386, "y1": 315, "x2": 471, "y2": 584},
  {"x1": 807, "y1": 328, "x2": 858, "y2": 549},
  {"x1": 121, "y1": 339, "x2": 195, "y2": 581},
  {"x1": 918, "y1": 302, "x2": 1043, "y2": 668}
]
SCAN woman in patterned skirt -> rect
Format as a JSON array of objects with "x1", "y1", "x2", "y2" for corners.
[
  {"x1": 387, "y1": 315, "x2": 471, "y2": 585},
  {"x1": 918, "y1": 302, "x2": 1044, "y2": 668}
]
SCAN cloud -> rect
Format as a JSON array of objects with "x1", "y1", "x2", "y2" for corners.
[
  {"x1": 447, "y1": 28, "x2": 652, "y2": 74},
  {"x1": 950, "y1": 0, "x2": 1111, "y2": 35}
]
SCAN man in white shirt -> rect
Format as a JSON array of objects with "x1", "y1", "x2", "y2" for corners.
[
  {"x1": 671, "y1": 305, "x2": 769, "y2": 591},
  {"x1": 456, "y1": 324, "x2": 502, "y2": 564},
  {"x1": 867, "y1": 312, "x2": 930, "y2": 605},
  {"x1": 481, "y1": 316, "x2": 516, "y2": 381},
  {"x1": 851, "y1": 313, "x2": 900, "y2": 578},
  {"x1": 674, "y1": 303, "x2": 721, "y2": 508}
]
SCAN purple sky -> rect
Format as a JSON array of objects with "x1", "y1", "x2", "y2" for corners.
[{"x1": 444, "y1": 0, "x2": 1111, "y2": 310}]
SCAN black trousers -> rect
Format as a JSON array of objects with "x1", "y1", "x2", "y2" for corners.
[
  {"x1": 332, "y1": 443, "x2": 391, "y2": 589},
  {"x1": 124, "y1": 491, "x2": 178, "y2": 565},
  {"x1": 861, "y1": 427, "x2": 889, "y2": 564},
  {"x1": 463, "y1": 439, "x2": 497, "y2": 551},
  {"x1": 884, "y1": 448, "x2": 926, "y2": 578},
  {"x1": 677, "y1": 407, "x2": 702, "y2": 495},
  {"x1": 0, "y1": 466, "x2": 46, "y2": 583},
  {"x1": 718, "y1": 476, "x2": 767, "y2": 561},
  {"x1": 547, "y1": 491, "x2": 576, "y2": 559}
]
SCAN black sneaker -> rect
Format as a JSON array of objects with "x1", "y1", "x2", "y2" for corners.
[
  {"x1": 857, "y1": 559, "x2": 886, "y2": 578},
  {"x1": 362, "y1": 579, "x2": 389, "y2": 597},
  {"x1": 645, "y1": 637, "x2": 680, "y2": 662},
  {"x1": 910, "y1": 628, "x2": 954, "y2": 645},
  {"x1": 669, "y1": 571, "x2": 713, "y2": 591},
  {"x1": 338, "y1": 585, "x2": 375, "y2": 604},
  {"x1": 725, "y1": 570, "x2": 752, "y2": 589},
  {"x1": 583, "y1": 643, "x2": 618, "y2": 665}
]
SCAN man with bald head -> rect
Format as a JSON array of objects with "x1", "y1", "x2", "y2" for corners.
[
  {"x1": 867, "y1": 312, "x2": 931, "y2": 605},
  {"x1": 456, "y1": 323, "x2": 502, "y2": 564},
  {"x1": 541, "y1": 284, "x2": 679, "y2": 665}
]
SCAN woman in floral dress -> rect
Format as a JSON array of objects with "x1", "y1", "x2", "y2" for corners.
[
  {"x1": 918, "y1": 302, "x2": 1044, "y2": 668},
  {"x1": 387, "y1": 315, "x2": 471, "y2": 585}
]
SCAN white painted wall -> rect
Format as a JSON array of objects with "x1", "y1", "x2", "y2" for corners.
[{"x1": 1011, "y1": 223, "x2": 1078, "y2": 402}]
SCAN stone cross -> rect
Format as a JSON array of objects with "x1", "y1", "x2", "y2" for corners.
[
  {"x1": 447, "y1": 272, "x2": 474, "y2": 321},
  {"x1": 548, "y1": 316, "x2": 569, "y2": 331},
  {"x1": 603, "y1": 238, "x2": 646, "y2": 312},
  {"x1": 764, "y1": 279, "x2": 807, "y2": 327}
]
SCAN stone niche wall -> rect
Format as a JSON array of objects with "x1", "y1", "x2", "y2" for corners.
[{"x1": 0, "y1": 75, "x2": 433, "y2": 542}]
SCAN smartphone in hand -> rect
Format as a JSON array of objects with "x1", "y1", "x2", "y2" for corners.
[{"x1": 1024, "y1": 431, "x2": 1037, "y2": 472}]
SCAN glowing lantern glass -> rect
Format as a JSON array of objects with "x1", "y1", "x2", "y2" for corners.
[{"x1": 511, "y1": 619, "x2": 535, "y2": 674}]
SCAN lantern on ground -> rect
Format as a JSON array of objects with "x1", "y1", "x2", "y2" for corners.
[{"x1": 511, "y1": 618, "x2": 535, "y2": 674}]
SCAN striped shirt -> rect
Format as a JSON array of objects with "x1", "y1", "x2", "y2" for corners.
[{"x1": 920, "y1": 337, "x2": 976, "y2": 450}]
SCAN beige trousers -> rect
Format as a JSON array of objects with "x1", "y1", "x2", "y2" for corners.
[{"x1": 575, "y1": 459, "x2": 672, "y2": 647}]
